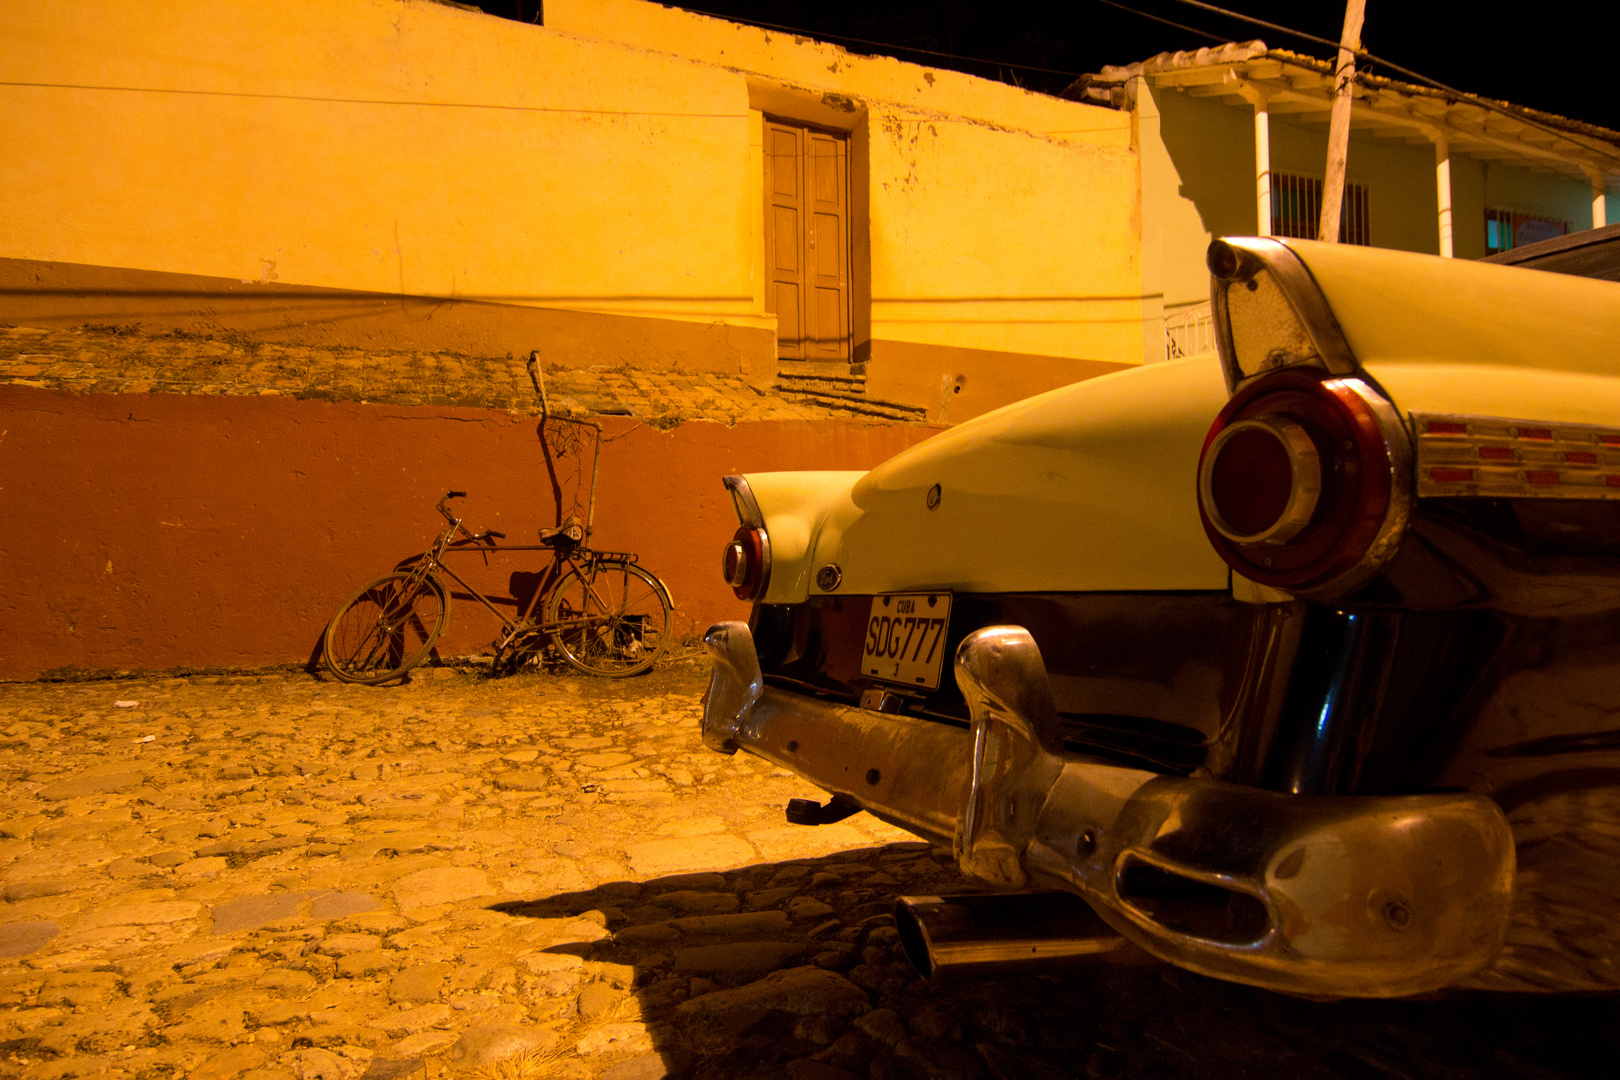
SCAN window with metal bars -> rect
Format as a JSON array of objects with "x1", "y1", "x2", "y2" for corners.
[{"x1": 1271, "y1": 173, "x2": 1370, "y2": 245}]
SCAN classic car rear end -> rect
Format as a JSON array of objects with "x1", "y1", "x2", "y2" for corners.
[{"x1": 701, "y1": 236, "x2": 1620, "y2": 997}]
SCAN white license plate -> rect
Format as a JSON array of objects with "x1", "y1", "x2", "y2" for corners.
[{"x1": 861, "y1": 593, "x2": 953, "y2": 690}]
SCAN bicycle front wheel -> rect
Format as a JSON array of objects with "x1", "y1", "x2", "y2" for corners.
[
  {"x1": 545, "y1": 562, "x2": 673, "y2": 677},
  {"x1": 322, "y1": 572, "x2": 449, "y2": 685}
]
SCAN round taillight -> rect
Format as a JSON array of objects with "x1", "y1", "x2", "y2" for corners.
[
  {"x1": 1201, "y1": 418, "x2": 1321, "y2": 544},
  {"x1": 723, "y1": 525, "x2": 770, "y2": 601},
  {"x1": 1197, "y1": 370, "x2": 1410, "y2": 597},
  {"x1": 723, "y1": 542, "x2": 748, "y2": 587}
]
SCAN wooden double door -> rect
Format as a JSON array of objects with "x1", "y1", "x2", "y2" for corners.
[{"x1": 764, "y1": 120, "x2": 851, "y2": 362}]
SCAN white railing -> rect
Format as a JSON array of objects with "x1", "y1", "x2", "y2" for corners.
[{"x1": 1164, "y1": 302, "x2": 1214, "y2": 360}]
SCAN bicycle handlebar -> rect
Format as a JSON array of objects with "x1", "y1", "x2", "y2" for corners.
[
  {"x1": 431, "y1": 492, "x2": 506, "y2": 548},
  {"x1": 436, "y1": 490, "x2": 467, "y2": 529}
]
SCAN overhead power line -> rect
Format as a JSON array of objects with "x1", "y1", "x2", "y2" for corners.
[
  {"x1": 671, "y1": 1, "x2": 1616, "y2": 169},
  {"x1": 1166, "y1": 0, "x2": 1345, "y2": 54},
  {"x1": 680, "y1": 8, "x2": 1089, "y2": 78},
  {"x1": 1089, "y1": 0, "x2": 1229, "y2": 45}
]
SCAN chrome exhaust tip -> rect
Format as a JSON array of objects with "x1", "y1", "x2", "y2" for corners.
[{"x1": 894, "y1": 893, "x2": 1153, "y2": 981}]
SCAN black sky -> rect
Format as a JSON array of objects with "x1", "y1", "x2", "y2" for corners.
[{"x1": 478, "y1": 1, "x2": 1619, "y2": 134}]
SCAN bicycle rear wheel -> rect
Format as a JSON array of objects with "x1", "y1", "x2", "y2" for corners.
[
  {"x1": 322, "y1": 572, "x2": 449, "y2": 685},
  {"x1": 545, "y1": 562, "x2": 673, "y2": 677}
]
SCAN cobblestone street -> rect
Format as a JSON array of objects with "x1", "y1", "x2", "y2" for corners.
[{"x1": 2, "y1": 664, "x2": 1617, "y2": 1080}]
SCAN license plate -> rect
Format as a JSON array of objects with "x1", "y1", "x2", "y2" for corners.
[{"x1": 861, "y1": 593, "x2": 953, "y2": 690}]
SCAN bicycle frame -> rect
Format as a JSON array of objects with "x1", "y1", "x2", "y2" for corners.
[
  {"x1": 326, "y1": 358, "x2": 653, "y2": 679},
  {"x1": 432, "y1": 544, "x2": 599, "y2": 636},
  {"x1": 324, "y1": 473, "x2": 672, "y2": 683},
  {"x1": 413, "y1": 494, "x2": 642, "y2": 643}
]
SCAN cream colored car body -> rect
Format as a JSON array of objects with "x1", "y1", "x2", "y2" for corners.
[
  {"x1": 752, "y1": 240, "x2": 1620, "y2": 608},
  {"x1": 754, "y1": 356, "x2": 1232, "y2": 605},
  {"x1": 1297, "y1": 239, "x2": 1620, "y2": 427},
  {"x1": 708, "y1": 235, "x2": 1620, "y2": 997}
]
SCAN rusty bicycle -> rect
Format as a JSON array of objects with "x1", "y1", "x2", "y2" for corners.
[
  {"x1": 321, "y1": 488, "x2": 674, "y2": 683},
  {"x1": 321, "y1": 367, "x2": 674, "y2": 683}
]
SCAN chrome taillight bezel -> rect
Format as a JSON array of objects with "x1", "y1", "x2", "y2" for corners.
[
  {"x1": 1197, "y1": 370, "x2": 1411, "y2": 599},
  {"x1": 721, "y1": 475, "x2": 771, "y2": 602},
  {"x1": 723, "y1": 525, "x2": 771, "y2": 600},
  {"x1": 1207, "y1": 237, "x2": 1356, "y2": 394},
  {"x1": 1199, "y1": 416, "x2": 1323, "y2": 545}
]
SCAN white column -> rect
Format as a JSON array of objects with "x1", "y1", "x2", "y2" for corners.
[
  {"x1": 1592, "y1": 172, "x2": 1608, "y2": 229},
  {"x1": 1435, "y1": 136, "x2": 1453, "y2": 258},
  {"x1": 1254, "y1": 101, "x2": 1272, "y2": 236}
]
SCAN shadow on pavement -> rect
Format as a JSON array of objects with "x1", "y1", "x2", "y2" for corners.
[{"x1": 490, "y1": 844, "x2": 1620, "y2": 1080}]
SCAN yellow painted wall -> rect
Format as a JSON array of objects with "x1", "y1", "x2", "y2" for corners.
[
  {"x1": 863, "y1": 113, "x2": 1141, "y2": 362},
  {"x1": 2, "y1": 0, "x2": 768, "y2": 330},
  {"x1": 550, "y1": 0, "x2": 1145, "y2": 384},
  {"x1": 2, "y1": 0, "x2": 1144, "y2": 406}
]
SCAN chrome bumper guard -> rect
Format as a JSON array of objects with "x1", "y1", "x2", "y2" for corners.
[{"x1": 702, "y1": 621, "x2": 1515, "y2": 998}]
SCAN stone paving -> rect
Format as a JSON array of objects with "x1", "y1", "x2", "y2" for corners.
[
  {"x1": 2, "y1": 663, "x2": 1618, "y2": 1080},
  {"x1": 0, "y1": 325, "x2": 867, "y2": 425}
]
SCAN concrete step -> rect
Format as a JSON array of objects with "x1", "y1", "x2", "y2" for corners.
[
  {"x1": 776, "y1": 371, "x2": 866, "y2": 393},
  {"x1": 777, "y1": 386, "x2": 928, "y2": 422},
  {"x1": 779, "y1": 360, "x2": 864, "y2": 378},
  {"x1": 773, "y1": 358, "x2": 925, "y2": 421}
]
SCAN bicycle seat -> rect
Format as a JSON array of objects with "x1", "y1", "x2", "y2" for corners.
[{"x1": 540, "y1": 516, "x2": 586, "y2": 547}]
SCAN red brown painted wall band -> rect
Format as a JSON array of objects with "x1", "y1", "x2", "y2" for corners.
[{"x1": 0, "y1": 385, "x2": 934, "y2": 680}]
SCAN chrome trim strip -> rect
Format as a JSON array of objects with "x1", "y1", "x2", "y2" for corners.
[
  {"x1": 1314, "y1": 377, "x2": 1414, "y2": 599},
  {"x1": 702, "y1": 620, "x2": 1516, "y2": 997},
  {"x1": 1207, "y1": 237, "x2": 1357, "y2": 393},
  {"x1": 721, "y1": 476, "x2": 772, "y2": 599},
  {"x1": 1412, "y1": 411, "x2": 1620, "y2": 500},
  {"x1": 722, "y1": 475, "x2": 765, "y2": 528}
]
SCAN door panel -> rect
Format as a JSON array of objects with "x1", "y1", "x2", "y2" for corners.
[
  {"x1": 764, "y1": 121, "x2": 849, "y2": 362},
  {"x1": 765, "y1": 123, "x2": 806, "y2": 359},
  {"x1": 774, "y1": 282, "x2": 802, "y2": 345},
  {"x1": 813, "y1": 287, "x2": 843, "y2": 355},
  {"x1": 770, "y1": 127, "x2": 799, "y2": 196},
  {"x1": 772, "y1": 207, "x2": 800, "y2": 273},
  {"x1": 804, "y1": 132, "x2": 849, "y2": 360},
  {"x1": 813, "y1": 213, "x2": 843, "y2": 276}
]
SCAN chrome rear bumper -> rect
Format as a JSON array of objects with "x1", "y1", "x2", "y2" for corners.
[{"x1": 702, "y1": 620, "x2": 1515, "y2": 998}]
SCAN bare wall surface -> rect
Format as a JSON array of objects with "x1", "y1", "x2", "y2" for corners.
[
  {"x1": 0, "y1": 258, "x2": 777, "y2": 382},
  {"x1": 864, "y1": 338, "x2": 1131, "y2": 424},
  {"x1": 0, "y1": 386, "x2": 933, "y2": 680},
  {"x1": 3, "y1": 0, "x2": 1146, "y2": 386}
]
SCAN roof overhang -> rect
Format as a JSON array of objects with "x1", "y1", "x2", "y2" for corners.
[{"x1": 1070, "y1": 41, "x2": 1620, "y2": 186}]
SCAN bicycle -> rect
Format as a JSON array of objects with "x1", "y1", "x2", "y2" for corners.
[
  {"x1": 321, "y1": 489, "x2": 674, "y2": 683},
  {"x1": 322, "y1": 354, "x2": 675, "y2": 684}
]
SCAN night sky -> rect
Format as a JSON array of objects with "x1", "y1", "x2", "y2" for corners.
[{"x1": 477, "y1": 1, "x2": 1620, "y2": 135}]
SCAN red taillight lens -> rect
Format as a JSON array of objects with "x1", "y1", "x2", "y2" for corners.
[
  {"x1": 723, "y1": 525, "x2": 770, "y2": 601},
  {"x1": 1202, "y1": 418, "x2": 1321, "y2": 543},
  {"x1": 1197, "y1": 370, "x2": 1409, "y2": 596}
]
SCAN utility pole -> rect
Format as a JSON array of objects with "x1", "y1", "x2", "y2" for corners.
[{"x1": 1319, "y1": 0, "x2": 1366, "y2": 243}]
